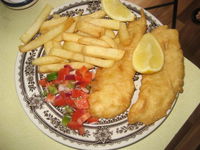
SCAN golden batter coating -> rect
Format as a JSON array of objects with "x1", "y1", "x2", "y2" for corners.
[
  {"x1": 89, "y1": 10, "x2": 147, "y2": 118},
  {"x1": 128, "y1": 26, "x2": 184, "y2": 125}
]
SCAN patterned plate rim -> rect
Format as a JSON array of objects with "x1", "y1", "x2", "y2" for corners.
[{"x1": 15, "y1": 0, "x2": 179, "y2": 150}]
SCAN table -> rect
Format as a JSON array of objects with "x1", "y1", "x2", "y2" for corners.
[{"x1": 0, "y1": 0, "x2": 199, "y2": 150}]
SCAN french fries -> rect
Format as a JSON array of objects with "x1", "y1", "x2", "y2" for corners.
[
  {"x1": 63, "y1": 42, "x2": 124, "y2": 60},
  {"x1": 38, "y1": 62, "x2": 93, "y2": 73},
  {"x1": 65, "y1": 21, "x2": 77, "y2": 33},
  {"x1": 63, "y1": 41, "x2": 83, "y2": 53},
  {"x1": 49, "y1": 48, "x2": 114, "y2": 68},
  {"x1": 85, "y1": 10, "x2": 106, "y2": 18},
  {"x1": 52, "y1": 41, "x2": 62, "y2": 49},
  {"x1": 63, "y1": 33, "x2": 83, "y2": 42},
  {"x1": 88, "y1": 19, "x2": 120, "y2": 30},
  {"x1": 20, "y1": 4, "x2": 53, "y2": 43},
  {"x1": 44, "y1": 40, "x2": 53, "y2": 55},
  {"x1": 53, "y1": 34, "x2": 63, "y2": 42},
  {"x1": 18, "y1": 5, "x2": 135, "y2": 72},
  {"x1": 100, "y1": 35, "x2": 117, "y2": 48},
  {"x1": 67, "y1": 62, "x2": 94, "y2": 69},
  {"x1": 119, "y1": 22, "x2": 131, "y2": 46},
  {"x1": 19, "y1": 18, "x2": 74, "y2": 52},
  {"x1": 49, "y1": 48, "x2": 84, "y2": 61},
  {"x1": 84, "y1": 56, "x2": 114, "y2": 68},
  {"x1": 78, "y1": 37, "x2": 110, "y2": 47},
  {"x1": 83, "y1": 46, "x2": 124, "y2": 60},
  {"x1": 105, "y1": 29, "x2": 116, "y2": 39},
  {"x1": 76, "y1": 31, "x2": 92, "y2": 37},
  {"x1": 65, "y1": 16, "x2": 80, "y2": 33},
  {"x1": 76, "y1": 21, "x2": 105, "y2": 37},
  {"x1": 38, "y1": 63, "x2": 68, "y2": 73},
  {"x1": 40, "y1": 16, "x2": 68, "y2": 33},
  {"x1": 32, "y1": 56, "x2": 67, "y2": 65},
  {"x1": 114, "y1": 36, "x2": 120, "y2": 45}
]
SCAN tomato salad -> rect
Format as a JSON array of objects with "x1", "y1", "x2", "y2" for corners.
[{"x1": 39, "y1": 65, "x2": 98, "y2": 135}]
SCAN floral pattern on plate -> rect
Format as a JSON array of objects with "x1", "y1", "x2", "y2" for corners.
[{"x1": 15, "y1": 0, "x2": 178, "y2": 149}]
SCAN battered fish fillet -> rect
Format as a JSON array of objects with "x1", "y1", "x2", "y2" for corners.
[
  {"x1": 128, "y1": 26, "x2": 184, "y2": 125},
  {"x1": 88, "y1": 11, "x2": 147, "y2": 118}
]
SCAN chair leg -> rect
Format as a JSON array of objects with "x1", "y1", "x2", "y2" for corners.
[{"x1": 172, "y1": 0, "x2": 178, "y2": 28}]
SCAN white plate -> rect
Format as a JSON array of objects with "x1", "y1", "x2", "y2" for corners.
[{"x1": 15, "y1": 0, "x2": 178, "y2": 149}]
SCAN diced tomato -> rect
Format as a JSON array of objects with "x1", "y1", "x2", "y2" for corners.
[
  {"x1": 87, "y1": 117, "x2": 99, "y2": 123},
  {"x1": 67, "y1": 121, "x2": 83, "y2": 130},
  {"x1": 65, "y1": 75, "x2": 75, "y2": 80},
  {"x1": 58, "y1": 66, "x2": 72, "y2": 81},
  {"x1": 75, "y1": 66, "x2": 92, "y2": 87},
  {"x1": 39, "y1": 79, "x2": 47, "y2": 87},
  {"x1": 76, "y1": 81, "x2": 88, "y2": 88},
  {"x1": 71, "y1": 109, "x2": 85, "y2": 121},
  {"x1": 45, "y1": 93, "x2": 55, "y2": 103},
  {"x1": 74, "y1": 98, "x2": 89, "y2": 109},
  {"x1": 78, "y1": 126, "x2": 85, "y2": 135},
  {"x1": 83, "y1": 71, "x2": 92, "y2": 83},
  {"x1": 71, "y1": 89, "x2": 84, "y2": 98},
  {"x1": 77, "y1": 112, "x2": 91, "y2": 125},
  {"x1": 53, "y1": 91, "x2": 76, "y2": 107},
  {"x1": 53, "y1": 95, "x2": 67, "y2": 106},
  {"x1": 64, "y1": 65, "x2": 73, "y2": 70},
  {"x1": 52, "y1": 79, "x2": 63, "y2": 85},
  {"x1": 59, "y1": 91, "x2": 67, "y2": 97},
  {"x1": 74, "y1": 72, "x2": 82, "y2": 82},
  {"x1": 40, "y1": 65, "x2": 95, "y2": 135},
  {"x1": 65, "y1": 99, "x2": 76, "y2": 108}
]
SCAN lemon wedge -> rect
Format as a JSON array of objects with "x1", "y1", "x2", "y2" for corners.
[
  {"x1": 132, "y1": 33, "x2": 164, "y2": 74},
  {"x1": 101, "y1": 0, "x2": 135, "y2": 21}
]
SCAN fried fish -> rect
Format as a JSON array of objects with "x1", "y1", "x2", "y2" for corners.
[
  {"x1": 88, "y1": 10, "x2": 147, "y2": 118},
  {"x1": 128, "y1": 26, "x2": 184, "y2": 125}
]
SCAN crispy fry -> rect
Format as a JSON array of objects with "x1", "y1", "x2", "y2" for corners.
[
  {"x1": 63, "y1": 33, "x2": 83, "y2": 42},
  {"x1": 44, "y1": 40, "x2": 53, "y2": 55},
  {"x1": 40, "y1": 16, "x2": 68, "y2": 33},
  {"x1": 83, "y1": 46, "x2": 124, "y2": 60},
  {"x1": 119, "y1": 22, "x2": 131, "y2": 46},
  {"x1": 66, "y1": 16, "x2": 80, "y2": 33},
  {"x1": 53, "y1": 34, "x2": 63, "y2": 42},
  {"x1": 19, "y1": 18, "x2": 74, "y2": 52},
  {"x1": 52, "y1": 41, "x2": 62, "y2": 48},
  {"x1": 32, "y1": 56, "x2": 66, "y2": 65},
  {"x1": 49, "y1": 48, "x2": 114, "y2": 67},
  {"x1": 79, "y1": 16, "x2": 93, "y2": 22},
  {"x1": 63, "y1": 41, "x2": 83, "y2": 53},
  {"x1": 105, "y1": 29, "x2": 116, "y2": 39},
  {"x1": 20, "y1": 4, "x2": 53, "y2": 43},
  {"x1": 50, "y1": 48, "x2": 84, "y2": 61},
  {"x1": 85, "y1": 10, "x2": 106, "y2": 18},
  {"x1": 65, "y1": 21, "x2": 76, "y2": 33},
  {"x1": 38, "y1": 63, "x2": 68, "y2": 73},
  {"x1": 84, "y1": 56, "x2": 114, "y2": 68},
  {"x1": 76, "y1": 31, "x2": 92, "y2": 37},
  {"x1": 88, "y1": 19, "x2": 120, "y2": 30},
  {"x1": 63, "y1": 42, "x2": 123, "y2": 60},
  {"x1": 38, "y1": 62, "x2": 94, "y2": 73},
  {"x1": 78, "y1": 37, "x2": 110, "y2": 47},
  {"x1": 100, "y1": 35, "x2": 117, "y2": 48},
  {"x1": 76, "y1": 21, "x2": 105, "y2": 37},
  {"x1": 67, "y1": 62, "x2": 94, "y2": 69},
  {"x1": 114, "y1": 36, "x2": 120, "y2": 45}
]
